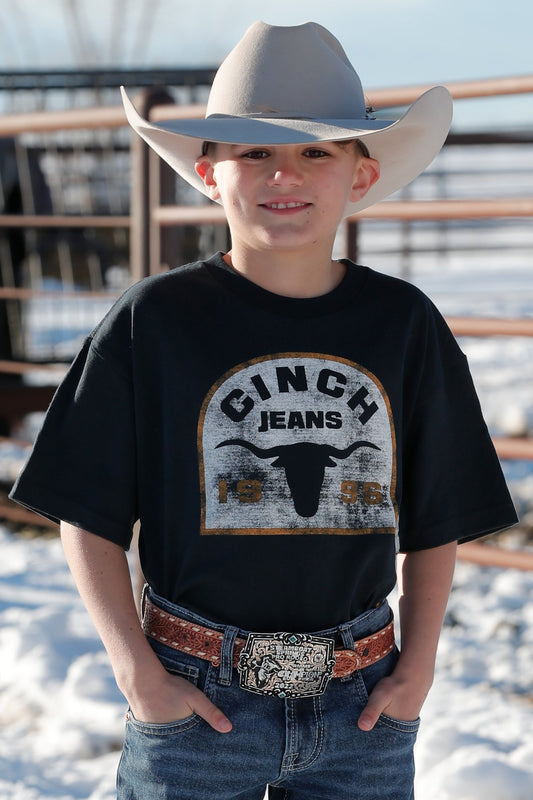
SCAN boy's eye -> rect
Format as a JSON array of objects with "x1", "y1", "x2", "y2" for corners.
[
  {"x1": 242, "y1": 149, "x2": 269, "y2": 159},
  {"x1": 304, "y1": 148, "x2": 330, "y2": 158}
]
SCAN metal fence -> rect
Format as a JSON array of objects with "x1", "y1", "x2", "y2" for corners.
[{"x1": 0, "y1": 69, "x2": 216, "y2": 362}]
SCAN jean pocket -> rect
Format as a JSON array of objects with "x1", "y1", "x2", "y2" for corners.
[
  {"x1": 353, "y1": 646, "x2": 420, "y2": 732},
  {"x1": 126, "y1": 706, "x2": 204, "y2": 735},
  {"x1": 128, "y1": 642, "x2": 218, "y2": 732},
  {"x1": 377, "y1": 712, "x2": 420, "y2": 734}
]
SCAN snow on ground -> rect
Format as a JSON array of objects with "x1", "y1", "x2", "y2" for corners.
[
  {"x1": 0, "y1": 525, "x2": 532, "y2": 799},
  {"x1": 415, "y1": 562, "x2": 533, "y2": 800},
  {"x1": 0, "y1": 528, "x2": 123, "y2": 800}
]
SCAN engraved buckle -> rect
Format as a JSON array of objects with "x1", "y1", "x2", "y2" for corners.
[{"x1": 237, "y1": 631, "x2": 336, "y2": 699}]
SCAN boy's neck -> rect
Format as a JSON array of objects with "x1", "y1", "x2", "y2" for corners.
[{"x1": 223, "y1": 247, "x2": 346, "y2": 299}]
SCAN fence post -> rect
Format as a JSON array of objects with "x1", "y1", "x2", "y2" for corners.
[
  {"x1": 345, "y1": 219, "x2": 359, "y2": 262},
  {"x1": 129, "y1": 88, "x2": 175, "y2": 283}
]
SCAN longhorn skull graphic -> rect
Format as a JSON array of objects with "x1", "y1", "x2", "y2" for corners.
[{"x1": 215, "y1": 439, "x2": 381, "y2": 517}]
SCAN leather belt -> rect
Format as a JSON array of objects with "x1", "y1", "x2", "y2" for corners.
[{"x1": 142, "y1": 597, "x2": 395, "y2": 690}]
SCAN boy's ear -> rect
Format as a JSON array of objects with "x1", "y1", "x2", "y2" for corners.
[
  {"x1": 350, "y1": 157, "x2": 380, "y2": 204},
  {"x1": 194, "y1": 158, "x2": 220, "y2": 201}
]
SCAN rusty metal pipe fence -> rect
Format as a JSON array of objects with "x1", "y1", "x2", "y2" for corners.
[{"x1": 0, "y1": 74, "x2": 532, "y2": 571}]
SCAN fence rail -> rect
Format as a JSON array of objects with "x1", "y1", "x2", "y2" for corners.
[
  {"x1": 367, "y1": 74, "x2": 533, "y2": 106},
  {"x1": 151, "y1": 199, "x2": 533, "y2": 227},
  {"x1": 0, "y1": 214, "x2": 130, "y2": 228},
  {"x1": 0, "y1": 105, "x2": 127, "y2": 135},
  {"x1": 457, "y1": 542, "x2": 533, "y2": 571}
]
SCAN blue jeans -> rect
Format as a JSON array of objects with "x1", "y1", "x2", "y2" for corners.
[{"x1": 117, "y1": 592, "x2": 419, "y2": 800}]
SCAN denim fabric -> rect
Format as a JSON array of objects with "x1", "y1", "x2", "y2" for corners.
[{"x1": 116, "y1": 592, "x2": 419, "y2": 800}]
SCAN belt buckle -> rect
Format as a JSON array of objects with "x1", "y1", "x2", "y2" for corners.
[{"x1": 238, "y1": 631, "x2": 335, "y2": 699}]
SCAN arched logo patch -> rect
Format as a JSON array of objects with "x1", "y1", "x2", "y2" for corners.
[{"x1": 198, "y1": 353, "x2": 397, "y2": 535}]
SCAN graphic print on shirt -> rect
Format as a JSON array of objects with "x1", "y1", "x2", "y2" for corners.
[{"x1": 198, "y1": 354, "x2": 397, "y2": 535}]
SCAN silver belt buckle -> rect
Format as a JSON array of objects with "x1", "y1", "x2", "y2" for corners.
[{"x1": 238, "y1": 631, "x2": 335, "y2": 699}]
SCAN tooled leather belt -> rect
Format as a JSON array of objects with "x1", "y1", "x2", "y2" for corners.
[{"x1": 142, "y1": 596, "x2": 395, "y2": 697}]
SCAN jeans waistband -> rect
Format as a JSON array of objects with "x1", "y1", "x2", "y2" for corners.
[{"x1": 144, "y1": 586, "x2": 392, "y2": 652}]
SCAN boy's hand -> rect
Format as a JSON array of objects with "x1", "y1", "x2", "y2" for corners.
[
  {"x1": 130, "y1": 672, "x2": 232, "y2": 733},
  {"x1": 357, "y1": 543, "x2": 458, "y2": 731},
  {"x1": 357, "y1": 673, "x2": 428, "y2": 731}
]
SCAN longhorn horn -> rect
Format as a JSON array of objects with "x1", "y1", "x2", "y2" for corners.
[
  {"x1": 325, "y1": 440, "x2": 381, "y2": 459},
  {"x1": 215, "y1": 439, "x2": 283, "y2": 459}
]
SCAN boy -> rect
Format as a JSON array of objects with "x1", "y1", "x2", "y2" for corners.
[{"x1": 11, "y1": 21, "x2": 517, "y2": 800}]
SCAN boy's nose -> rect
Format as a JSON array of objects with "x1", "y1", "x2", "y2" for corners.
[{"x1": 267, "y1": 155, "x2": 304, "y2": 186}]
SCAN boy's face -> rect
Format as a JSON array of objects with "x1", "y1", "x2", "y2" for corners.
[{"x1": 195, "y1": 142, "x2": 379, "y2": 257}]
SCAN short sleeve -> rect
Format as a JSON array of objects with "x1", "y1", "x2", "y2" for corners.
[
  {"x1": 9, "y1": 334, "x2": 138, "y2": 547},
  {"x1": 398, "y1": 301, "x2": 518, "y2": 551}
]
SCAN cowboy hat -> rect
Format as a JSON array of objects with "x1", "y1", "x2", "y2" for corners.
[{"x1": 121, "y1": 20, "x2": 452, "y2": 215}]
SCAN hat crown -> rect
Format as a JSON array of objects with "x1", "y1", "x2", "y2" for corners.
[{"x1": 206, "y1": 21, "x2": 367, "y2": 121}]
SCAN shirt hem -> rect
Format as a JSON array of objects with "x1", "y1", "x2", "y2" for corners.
[
  {"x1": 398, "y1": 503, "x2": 519, "y2": 553},
  {"x1": 8, "y1": 485, "x2": 133, "y2": 549}
]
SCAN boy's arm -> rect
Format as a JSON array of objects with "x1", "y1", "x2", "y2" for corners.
[
  {"x1": 358, "y1": 540, "x2": 457, "y2": 731},
  {"x1": 60, "y1": 523, "x2": 232, "y2": 732}
]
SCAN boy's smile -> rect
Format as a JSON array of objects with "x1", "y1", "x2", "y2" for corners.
[{"x1": 261, "y1": 201, "x2": 310, "y2": 212}]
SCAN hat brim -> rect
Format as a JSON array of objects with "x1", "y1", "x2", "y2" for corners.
[{"x1": 121, "y1": 85, "x2": 452, "y2": 215}]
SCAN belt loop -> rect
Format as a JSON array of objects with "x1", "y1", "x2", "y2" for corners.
[
  {"x1": 338, "y1": 622, "x2": 355, "y2": 650},
  {"x1": 218, "y1": 626, "x2": 239, "y2": 686},
  {"x1": 337, "y1": 623, "x2": 356, "y2": 682}
]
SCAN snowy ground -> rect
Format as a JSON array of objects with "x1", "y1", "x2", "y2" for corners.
[
  {"x1": 0, "y1": 525, "x2": 532, "y2": 800},
  {"x1": 0, "y1": 527, "x2": 124, "y2": 800}
]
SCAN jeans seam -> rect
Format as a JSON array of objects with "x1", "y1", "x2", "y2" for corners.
[
  {"x1": 377, "y1": 714, "x2": 421, "y2": 734},
  {"x1": 127, "y1": 711, "x2": 202, "y2": 735},
  {"x1": 353, "y1": 669, "x2": 368, "y2": 706},
  {"x1": 291, "y1": 695, "x2": 325, "y2": 772},
  {"x1": 280, "y1": 701, "x2": 298, "y2": 776}
]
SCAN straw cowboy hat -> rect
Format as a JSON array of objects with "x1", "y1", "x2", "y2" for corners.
[{"x1": 121, "y1": 20, "x2": 452, "y2": 215}]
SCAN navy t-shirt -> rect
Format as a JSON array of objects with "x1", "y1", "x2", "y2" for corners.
[{"x1": 10, "y1": 253, "x2": 517, "y2": 630}]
